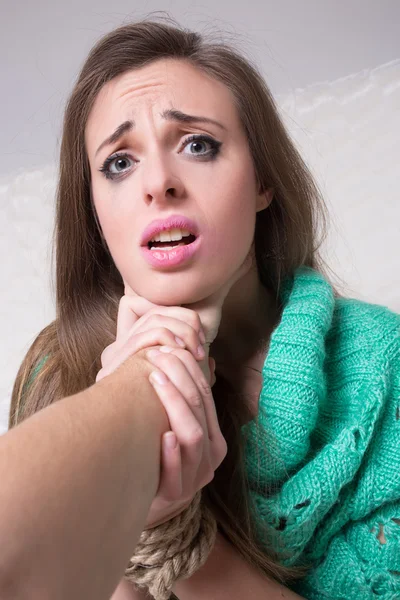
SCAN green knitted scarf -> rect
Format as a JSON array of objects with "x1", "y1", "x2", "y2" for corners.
[{"x1": 242, "y1": 266, "x2": 400, "y2": 599}]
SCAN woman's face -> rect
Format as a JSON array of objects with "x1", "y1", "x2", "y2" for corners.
[{"x1": 85, "y1": 58, "x2": 269, "y2": 305}]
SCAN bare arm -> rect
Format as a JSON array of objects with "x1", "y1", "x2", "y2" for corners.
[
  {"x1": 172, "y1": 531, "x2": 304, "y2": 600},
  {"x1": 0, "y1": 352, "x2": 169, "y2": 600}
]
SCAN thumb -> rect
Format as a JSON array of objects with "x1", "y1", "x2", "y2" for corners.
[
  {"x1": 123, "y1": 281, "x2": 161, "y2": 315},
  {"x1": 118, "y1": 281, "x2": 163, "y2": 340}
]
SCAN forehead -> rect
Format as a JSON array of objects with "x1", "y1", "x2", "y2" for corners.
[{"x1": 85, "y1": 59, "x2": 239, "y2": 146}]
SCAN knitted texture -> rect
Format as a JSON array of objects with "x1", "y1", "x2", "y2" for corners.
[
  {"x1": 125, "y1": 491, "x2": 217, "y2": 599},
  {"x1": 242, "y1": 266, "x2": 400, "y2": 599}
]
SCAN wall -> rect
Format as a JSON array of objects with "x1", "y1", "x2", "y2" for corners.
[
  {"x1": 1, "y1": 4, "x2": 399, "y2": 433},
  {"x1": 1, "y1": 0, "x2": 400, "y2": 175}
]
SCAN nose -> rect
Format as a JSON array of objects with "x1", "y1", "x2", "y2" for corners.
[{"x1": 140, "y1": 151, "x2": 185, "y2": 205}]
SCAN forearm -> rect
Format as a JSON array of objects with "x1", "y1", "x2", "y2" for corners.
[
  {"x1": 173, "y1": 531, "x2": 303, "y2": 600},
  {"x1": 0, "y1": 355, "x2": 169, "y2": 600}
]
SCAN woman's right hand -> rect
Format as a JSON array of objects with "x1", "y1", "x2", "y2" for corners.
[{"x1": 96, "y1": 300, "x2": 212, "y2": 384}]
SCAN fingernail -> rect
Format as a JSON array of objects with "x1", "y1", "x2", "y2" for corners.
[
  {"x1": 149, "y1": 370, "x2": 168, "y2": 385},
  {"x1": 199, "y1": 330, "x2": 206, "y2": 344},
  {"x1": 174, "y1": 336, "x2": 186, "y2": 347},
  {"x1": 164, "y1": 432, "x2": 177, "y2": 449},
  {"x1": 147, "y1": 349, "x2": 161, "y2": 359},
  {"x1": 197, "y1": 344, "x2": 205, "y2": 359},
  {"x1": 159, "y1": 346, "x2": 173, "y2": 353}
]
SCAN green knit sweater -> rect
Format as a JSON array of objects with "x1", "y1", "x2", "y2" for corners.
[{"x1": 242, "y1": 266, "x2": 400, "y2": 599}]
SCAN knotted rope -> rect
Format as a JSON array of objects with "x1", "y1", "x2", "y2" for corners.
[{"x1": 125, "y1": 491, "x2": 217, "y2": 599}]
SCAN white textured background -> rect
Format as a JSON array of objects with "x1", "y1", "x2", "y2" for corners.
[
  {"x1": 1, "y1": 58, "x2": 399, "y2": 434},
  {"x1": 1, "y1": 1, "x2": 400, "y2": 175},
  {"x1": 1, "y1": 0, "x2": 400, "y2": 434}
]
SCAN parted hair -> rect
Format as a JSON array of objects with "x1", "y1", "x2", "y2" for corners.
[{"x1": 9, "y1": 14, "x2": 336, "y2": 585}]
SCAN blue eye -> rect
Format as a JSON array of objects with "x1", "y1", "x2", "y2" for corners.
[
  {"x1": 181, "y1": 134, "x2": 222, "y2": 158},
  {"x1": 99, "y1": 134, "x2": 222, "y2": 181},
  {"x1": 99, "y1": 153, "x2": 134, "y2": 180}
]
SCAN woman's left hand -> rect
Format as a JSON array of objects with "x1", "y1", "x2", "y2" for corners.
[{"x1": 143, "y1": 343, "x2": 224, "y2": 529}]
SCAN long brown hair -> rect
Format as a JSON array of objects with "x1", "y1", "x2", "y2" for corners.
[{"x1": 9, "y1": 15, "x2": 339, "y2": 585}]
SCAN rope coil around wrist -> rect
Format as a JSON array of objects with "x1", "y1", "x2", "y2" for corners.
[{"x1": 125, "y1": 491, "x2": 217, "y2": 599}]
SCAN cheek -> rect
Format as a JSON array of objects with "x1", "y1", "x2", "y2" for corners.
[
  {"x1": 92, "y1": 184, "x2": 133, "y2": 245},
  {"x1": 206, "y1": 168, "x2": 256, "y2": 257},
  {"x1": 91, "y1": 194, "x2": 136, "y2": 279}
]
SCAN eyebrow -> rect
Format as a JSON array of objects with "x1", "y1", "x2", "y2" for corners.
[{"x1": 95, "y1": 108, "x2": 226, "y2": 157}]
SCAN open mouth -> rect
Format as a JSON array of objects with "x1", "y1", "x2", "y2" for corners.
[{"x1": 147, "y1": 234, "x2": 197, "y2": 250}]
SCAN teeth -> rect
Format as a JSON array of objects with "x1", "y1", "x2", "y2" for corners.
[
  {"x1": 150, "y1": 228, "x2": 191, "y2": 243},
  {"x1": 150, "y1": 244, "x2": 182, "y2": 251}
]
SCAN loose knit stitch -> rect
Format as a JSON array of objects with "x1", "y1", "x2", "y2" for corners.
[{"x1": 242, "y1": 266, "x2": 400, "y2": 599}]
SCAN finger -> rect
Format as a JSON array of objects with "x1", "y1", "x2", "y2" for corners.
[
  {"x1": 147, "y1": 354, "x2": 211, "y2": 486},
  {"x1": 150, "y1": 359, "x2": 218, "y2": 490},
  {"x1": 148, "y1": 351, "x2": 210, "y2": 441},
  {"x1": 132, "y1": 314, "x2": 205, "y2": 360},
  {"x1": 117, "y1": 296, "x2": 205, "y2": 347},
  {"x1": 150, "y1": 371, "x2": 213, "y2": 495},
  {"x1": 100, "y1": 341, "x2": 118, "y2": 369},
  {"x1": 124, "y1": 302, "x2": 205, "y2": 341},
  {"x1": 157, "y1": 431, "x2": 183, "y2": 501},
  {"x1": 116, "y1": 294, "x2": 159, "y2": 342},
  {"x1": 99, "y1": 327, "x2": 189, "y2": 379},
  {"x1": 163, "y1": 349, "x2": 226, "y2": 469}
]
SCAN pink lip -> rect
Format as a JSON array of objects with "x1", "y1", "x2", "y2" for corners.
[
  {"x1": 140, "y1": 214, "x2": 200, "y2": 247},
  {"x1": 140, "y1": 235, "x2": 202, "y2": 269}
]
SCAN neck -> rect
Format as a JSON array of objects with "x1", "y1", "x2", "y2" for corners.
[{"x1": 210, "y1": 264, "x2": 280, "y2": 370}]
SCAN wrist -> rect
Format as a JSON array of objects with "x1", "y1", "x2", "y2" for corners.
[
  {"x1": 97, "y1": 351, "x2": 169, "y2": 426},
  {"x1": 144, "y1": 498, "x2": 193, "y2": 530}
]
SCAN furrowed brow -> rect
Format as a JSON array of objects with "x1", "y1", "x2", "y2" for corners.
[
  {"x1": 160, "y1": 108, "x2": 226, "y2": 131},
  {"x1": 95, "y1": 120, "x2": 134, "y2": 157},
  {"x1": 95, "y1": 109, "x2": 225, "y2": 157}
]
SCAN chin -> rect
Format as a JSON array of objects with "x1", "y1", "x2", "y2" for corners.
[
  {"x1": 140, "y1": 279, "x2": 216, "y2": 307},
  {"x1": 143, "y1": 289, "x2": 203, "y2": 306}
]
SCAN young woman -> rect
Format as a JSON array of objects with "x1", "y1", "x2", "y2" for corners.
[{"x1": 9, "y1": 17, "x2": 400, "y2": 600}]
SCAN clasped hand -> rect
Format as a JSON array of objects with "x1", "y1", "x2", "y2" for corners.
[{"x1": 96, "y1": 253, "x2": 253, "y2": 530}]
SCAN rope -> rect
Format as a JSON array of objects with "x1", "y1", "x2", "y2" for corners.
[{"x1": 125, "y1": 491, "x2": 217, "y2": 599}]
